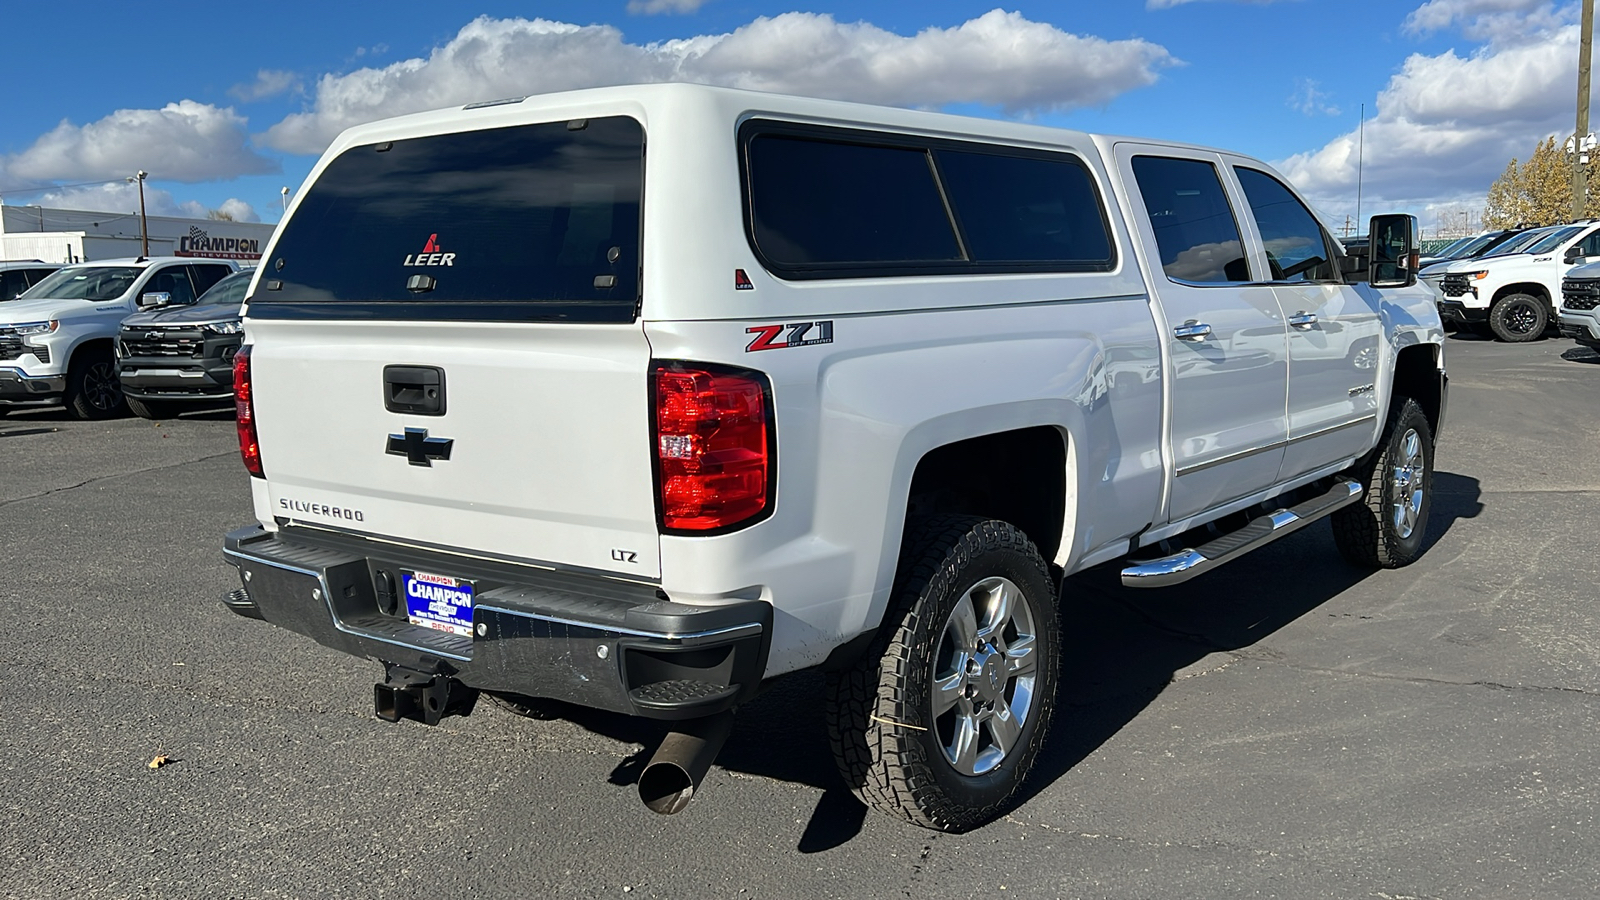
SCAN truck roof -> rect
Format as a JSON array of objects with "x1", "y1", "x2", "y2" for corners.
[{"x1": 319, "y1": 82, "x2": 1225, "y2": 162}]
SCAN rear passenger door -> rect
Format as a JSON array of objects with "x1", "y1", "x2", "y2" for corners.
[
  {"x1": 1229, "y1": 162, "x2": 1382, "y2": 479},
  {"x1": 1116, "y1": 144, "x2": 1288, "y2": 523}
]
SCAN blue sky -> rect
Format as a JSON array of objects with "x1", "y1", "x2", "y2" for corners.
[{"x1": 0, "y1": 1, "x2": 1584, "y2": 234}]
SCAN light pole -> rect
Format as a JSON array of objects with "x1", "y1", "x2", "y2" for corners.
[
  {"x1": 126, "y1": 170, "x2": 149, "y2": 257},
  {"x1": 1576, "y1": 0, "x2": 1595, "y2": 221},
  {"x1": 280, "y1": 186, "x2": 290, "y2": 213}
]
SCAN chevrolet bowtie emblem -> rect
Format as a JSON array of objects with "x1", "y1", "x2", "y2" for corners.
[{"x1": 386, "y1": 427, "x2": 454, "y2": 467}]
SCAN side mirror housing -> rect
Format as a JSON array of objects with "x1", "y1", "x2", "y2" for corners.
[
  {"x1": 139, "y1": 291, "x2": 172, "y2": 308},
  {"x1": 1565, "y1": 246, "x2": 1583, "y2": 264},
  {"x1": 1368, "y1": 214, "x2": 1418, "y2": 288}
]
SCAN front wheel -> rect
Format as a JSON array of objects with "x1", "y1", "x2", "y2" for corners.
[
  {"x1": 65, "y1": 350, "x2": 126, "y2": 420},
  {"x1": 826, "y1": 515, "x2": 1060, "y2": 832},
  {"x1": 1488, "y1": 293, "x2": 1547, "y2": 342},
  {"x1": 1332, "y1": 397, "x2": 1434, "y2": 568}
]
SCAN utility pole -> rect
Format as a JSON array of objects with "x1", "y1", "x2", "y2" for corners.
[
  {"x1": 126, "y1": 170, "x2": 149, "y2": 257},
  {"x1": 1576, "y1": 0, "x2": 1595, "y2": 220}
]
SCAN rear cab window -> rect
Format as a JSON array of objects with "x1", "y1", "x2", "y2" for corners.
[
  {"x1": 740, "y1": 122, "x2": 1115, "y2": 279},
  {"x1": 1129, "y1": 156, "x2": 1250, "y2": 284},
  {"x1": 251, "y1": 116, "x2": 644, "y2": 322}
]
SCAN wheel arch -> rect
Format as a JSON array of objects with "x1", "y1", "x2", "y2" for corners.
[
  {"x1": 67, "y1": 336, "x2": 116, "y2": 369},
  {"x1": 824, "y1": 419, "x2": 1078, "y2": 672},
  {"x1": 1492, "y1": 282, "x2": 1551, "y2": 309},
  {"x1": 1391, "y1": 342, "x2": 1445, "y2": 437},
  {"x1": 903, "y1": 425, "x2": 1071, "y2": 567}
]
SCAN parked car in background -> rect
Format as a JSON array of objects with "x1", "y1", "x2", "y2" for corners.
[
  {"x1": 1559, "y1": 261, "x2": 1600, "y2": 351},
  {"x1": 1420, "y1": 226, "x2": 1556, "y2": 320},
  {"x1": 116, "y1": 268, "x2": 252, "y2": 419},
  {"x1": 0, "y1": 260, "x2": 61, "y2": 301},
  {"x1": 1417, "y1": 228, "x2": 1531, "y2": 268},
  {"x1": 1432, "y1": 220, "x2": 1600, "y2": 341},
  {"x1": 0, "y1": 257, "x2": 236, "y2": 418}
]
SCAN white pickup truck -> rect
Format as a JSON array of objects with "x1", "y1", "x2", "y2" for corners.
[
  {"x1": 220, "y1": 84, "x2": 1446, "y2": 832},
  {"x1": 1432, "y1": 219, "x2": 1600, "y2": 341}
]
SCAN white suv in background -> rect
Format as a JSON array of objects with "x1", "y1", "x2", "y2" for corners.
[
  {"x1": 1433, "y1": 220, "x2": 1600, "y2": 341},
  {"x1": 0, "y1": 257, "x2": 237, "y2": 418}
]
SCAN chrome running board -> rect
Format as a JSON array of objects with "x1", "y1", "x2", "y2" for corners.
[{"x1": 1121, "y1": 479, "x2": 1364, "y2": 588}]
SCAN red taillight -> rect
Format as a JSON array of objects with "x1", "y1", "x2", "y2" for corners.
[
  {"x1": 652, "y1": 362, "x2": 773, "y2": 533},
  {"x1": 233, "y1": 345, "x2": 263, "y2": 478}
]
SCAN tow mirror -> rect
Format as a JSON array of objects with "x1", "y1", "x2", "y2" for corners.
[
  {"x1": 139, "y1": 291, "x2": 172, "y2": 308},
  {"x1": 1368, "y1": 214, "x2": 1418, "y2": 288},
  {"x1": 1565, "y1": 246, "x2": 1584, "y2": 264}
]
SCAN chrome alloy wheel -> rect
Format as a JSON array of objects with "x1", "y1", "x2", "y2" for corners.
[
  {"x1": 1390, "y1": 427, "x2": 1425, "y2": 540},
  {"x1": 83, "y1": 361, "x2": 121, "y2": 411},
  {"x1": 931, "y1": 576, "x2": 1039, "y2": 777}
]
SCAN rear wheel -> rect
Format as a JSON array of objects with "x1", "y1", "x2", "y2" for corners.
[
  {"x1": 1488, "y1": 293, "x2": 1547, "y2": 342},
  {"x1": 65, "y1": 349, "x2": 126, "y2": 420},
  {"x1": 826, "y1": 515, "x2": 1059, "y2": 832},
  {"x1": 126, "y1": 397, "x2": 181, "y2": 420},
  {"x1": 1332, "y1": 397, "x2": 1434, "y2": 568}
]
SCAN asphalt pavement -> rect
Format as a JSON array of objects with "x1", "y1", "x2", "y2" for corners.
[{"x1": 2, "y1": 333, "x2": 1597, "y2": 900}]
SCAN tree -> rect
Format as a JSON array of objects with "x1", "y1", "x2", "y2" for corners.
[
  {"x1": 206, "y1": 208, "x2": 236, "y2": 222},
  {"x1": 1485, "y1": 136, "x2": 1600, "y2": 227}
]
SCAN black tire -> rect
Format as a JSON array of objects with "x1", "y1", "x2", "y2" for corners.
[
  {"x1": 1332, "y1": 397, "x2": 1434, "y2": 568},
  {"x1": 826, "y1": 515, "x2": 1060, "y2": 832},
  {"x1": 1487, "y1": 293, "x2": 1547, "y2": 342},
  {"x1": 65, "y1": 349, "x2": 126, "y2": 420},
  {"x1": 125, "y1": 396, "x2": 181, "y2": 420}
]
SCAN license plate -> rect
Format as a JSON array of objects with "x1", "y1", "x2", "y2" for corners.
[{"x1": 402, "y1": 570, "x2": 475, "y2": 637}]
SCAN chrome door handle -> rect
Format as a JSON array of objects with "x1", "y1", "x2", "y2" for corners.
[
  {"x1": 1173, "y1": 321, "x2": 1212, "y2": 342},
  {"x1": 1288, "y1": 312, "x2": 1318, "y2": 329}
]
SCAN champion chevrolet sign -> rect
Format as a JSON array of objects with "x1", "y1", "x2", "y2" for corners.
[{"x1": 176, "y1": 225, "x2": 262, "y2": 261}]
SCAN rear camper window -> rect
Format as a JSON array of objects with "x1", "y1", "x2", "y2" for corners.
[
  {"x1": 745, "y1": 135, "x2": 963, "y2": 270},
  {"x1": 742, "y1": 123, "x2": 1115, "y2": 279},
  {"x1": 253, "y1": 116, "x2": 644, "y2": 322}
]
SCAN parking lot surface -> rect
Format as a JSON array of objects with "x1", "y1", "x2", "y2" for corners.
[{"x1": 3, "y1": 334, "x2": 1598, "y2": 900}]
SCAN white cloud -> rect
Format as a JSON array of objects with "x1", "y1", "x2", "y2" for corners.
[
  {"x1": 212, "y1": 198, "x2": 263, "y2": 223},
  {"x1": 7, "y1": 101, "x2": 277, "y2": 183},
  {"x1": 1288, "y1": 78, "x2": 1340, "y2": 116},
  {"x1": 261, "y1": 11, "x2": 1175, "y2": 155},
  {"x1": 230, "y1": 69, "x2": 300, "y2": 102},
  {"x1": 1403, "y1": 0, "x2": 1569, "y2": 41},
  {"x1": 22, "y1": 180, "x2": 260, "y2": 222},
  {"x1": 1277, "y1": 20, "x2": 1581, "y2": 220},
  {"x1": 628, "y1": 0, "x2": 708, "y2": 14}
]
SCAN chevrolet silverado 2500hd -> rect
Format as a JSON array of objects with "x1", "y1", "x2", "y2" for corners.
[{"x1": 220, "y1": 84, "x2": 1445, "y2": 832}]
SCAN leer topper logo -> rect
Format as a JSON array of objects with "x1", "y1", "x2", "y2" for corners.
[{"x1": 404, "y1": 234, "x2": 456, "y2": 267}]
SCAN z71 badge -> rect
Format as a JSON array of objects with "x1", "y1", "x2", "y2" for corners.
[{"x1": 746, "y1": 320, "x2": 834, "y2": 352}]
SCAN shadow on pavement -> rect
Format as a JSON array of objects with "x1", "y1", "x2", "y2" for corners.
[{"x1": 460, "y1": 472, "x2": 1483, "y2": 850}]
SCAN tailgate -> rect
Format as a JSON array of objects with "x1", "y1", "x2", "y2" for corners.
[
  {"x1": 241, "y1": 112, "x2": 659, "y2": 578},
  {"x1": 249, "y1": 318, "x2": 661, "y2": 578}
]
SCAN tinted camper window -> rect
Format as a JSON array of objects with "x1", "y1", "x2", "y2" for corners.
[
  {"x1": 743, "y1": 124, "x2": 1115, "y2": 279},
  {"x1": 255, "y1": 116, "x2": 644, "y2": 322},
  {"x1": 746, "y1": 135, "x2": 962, "y2": 270},
  {"x1": 935, "y1": 150, "x2": 1112, "y2": 268}
]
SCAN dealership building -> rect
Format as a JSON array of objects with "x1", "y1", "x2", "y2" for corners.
[{"x1": 0, "y1": 205, "x2": 274, "y2": 263}]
